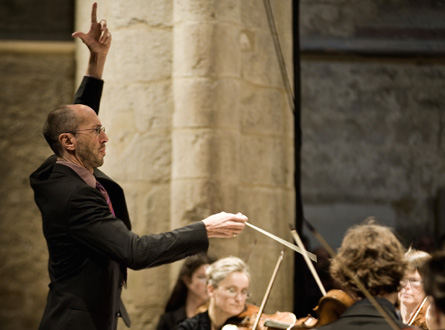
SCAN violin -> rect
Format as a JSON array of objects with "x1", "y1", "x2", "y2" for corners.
[
  {"x1": 291, "y1": 289, "x2": 355, "y2": 329},
  {"x1": 223, "y1": 289, "x2": 354, "y2": 330},
  {"x1": 222, "y1": 252, "x2": 297, "y2": 330},
  {"x1": 223, "y1": 304, "x2": 297, "y2": 330}
]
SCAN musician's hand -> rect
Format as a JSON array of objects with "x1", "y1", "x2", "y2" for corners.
[{"x1": 202, "y1": 212, "x2": 247, "y2": 238}]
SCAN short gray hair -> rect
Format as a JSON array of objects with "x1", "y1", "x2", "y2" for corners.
[{"x1": 43, "y1": 105, "x2": 80, "y2": 156}]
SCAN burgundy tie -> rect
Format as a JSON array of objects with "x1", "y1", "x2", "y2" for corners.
[
  {"x1": 95, "y1": 180, "x2": 127, "y2": 287},
  {"x1": 95, "y1": 180, "x2": 115, "y2": 217}
]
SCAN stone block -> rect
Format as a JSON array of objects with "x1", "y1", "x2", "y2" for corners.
[
  {"x1": 174, "y1": 23, "x2": 240, "y2": 77},
  {"x1": 173, "y1": 78, "x2": 239, "y2": 128},
  {"x1": 170, "y1": 180, "x2": 224, "y2": 228},
  {"x1": 101, "y1": 81, "x2": 173, "y2": 132},
  {"x1": 234, "y1": 186, "x2": 294, "y2": 310},
  {"x1": 106, "y1": 28, "x2": 172, "y2": 83},
  {"x1": 240, "y1": 135, "x2": 289, "y2": 186},
  {"x1": 240, "y1": 83, "x2": 288, "y2": 135},
  {"x1": 102, "y1": 131, "x2": 171, "y2": 183},
  {"x1": 241, "y1": 0, "x2": 292, "y2": 31},
  {"x1": 108, "y1": 0, "x2": 173, "y2": 28},
  {"x1": 171, "y1": 129, "x2": 238, "y2": 181},
  {"x1": 240, "y1": 30, "x2": 286, "y2": 87},
  {"x1": 173, "y1": 0, "x2": 241, "y2": 24},
  {"x1": 118, "y1": 182, "x2": 171, "y2": 234},
  {"x1": 239, "y1": 187, "x2": 294, "y2": 233}
]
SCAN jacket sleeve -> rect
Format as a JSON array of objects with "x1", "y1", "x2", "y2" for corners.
[
  {"x1": 73, "y1": 76, "x2": 104, "y2": 114},
  {"x1": 68, "y1": 185, "x2": 209, "y2": 270}
]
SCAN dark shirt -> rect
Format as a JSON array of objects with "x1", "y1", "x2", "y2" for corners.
[
  {"x1": 178, "y1": 311, "x2": 212, "y2": 330},
  {"x1": 156, "y1": 306, "x2": 187, "y2": 330},
  {"x1": 314, "y1": 297, "x2": 417, "y2": 330}
]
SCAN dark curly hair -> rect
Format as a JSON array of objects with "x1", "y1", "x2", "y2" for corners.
[{"x1": 330, "y1": 218, "x2": 407, "y2": 299}]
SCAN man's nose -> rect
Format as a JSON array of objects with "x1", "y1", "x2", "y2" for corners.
[{"x1": 100, "y1": 131, "x2": 109, "y2": 143}]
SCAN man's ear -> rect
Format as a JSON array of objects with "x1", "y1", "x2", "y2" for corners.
[{"x1": 58, "y1": 133, "x2": 76, "y2": 151}]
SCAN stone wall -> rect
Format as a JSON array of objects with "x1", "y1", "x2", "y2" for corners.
[
  {"x1": 301, "y1": 57, "x2": 445, "y2": 249},
  {"x1": 0, "y1": 42, "x2": 74, "y2": 329},
  {"x1": 299, "y1": 0, "x2": 445, "y2": 249}
]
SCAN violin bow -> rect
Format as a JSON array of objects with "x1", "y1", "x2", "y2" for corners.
[
  {"x1": 407, "y1": 296, "x2": 428, "y2": 326},
  {"x1": 251, "y1": 250, "x2": 285, "y2": 330},
  {"x1": 303, "y1": 219, "x2": 401, "y2": 330},
  {"x1": 289, "y1": 227, "x2": 327, "y2": 296}
]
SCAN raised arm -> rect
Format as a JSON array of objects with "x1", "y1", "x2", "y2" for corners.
[
  {"x1": 72, "y1": 2, "x2": 111, "y2": 112},
  {"x1": 72, "y1": 2, "x2": 111, "y2": 79}
]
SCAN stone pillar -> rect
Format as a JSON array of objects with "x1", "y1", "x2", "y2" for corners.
[
  {"x1": 75, "y1": 0, "x2": 293, "y2": 328},
  {"x1": 171, "y1": 0, "x2": 245, "y2": 255},
  {"x1": 172, "y1": 0, "x2": 295, "y2": 314}
]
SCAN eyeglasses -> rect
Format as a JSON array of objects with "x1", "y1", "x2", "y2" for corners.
[
  {"x1": 400, "y1": 278, "x2": 423, "y2": 288},
  {"x1": 223, "y1": 287, "x2": 251, "y2": 298},
  {"x1": 71, "y1": 126, "x2": 106, "y2": 135}
]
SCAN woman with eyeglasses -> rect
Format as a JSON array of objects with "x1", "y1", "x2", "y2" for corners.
[
  {"x1": 398, "y1": 248, "x2": 432, "y2": 329},
  {"x1": 178, "y1": 256, "x2": 251, "y2": 330},
  {"x1": 156, "y1": 254, "x2": 216, "y2": 330}
]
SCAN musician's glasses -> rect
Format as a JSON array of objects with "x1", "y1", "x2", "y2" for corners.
[
  {"x1": 400, "y1": 278, "x2": 423, "y2": 288},
  {"x1": 224, "y1": 286, "x2": 251, "y2": 298}
]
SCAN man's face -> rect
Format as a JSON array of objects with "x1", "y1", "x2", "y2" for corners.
[{"x1": 72, "y1": 105, "x2": 108, "y2": 171}]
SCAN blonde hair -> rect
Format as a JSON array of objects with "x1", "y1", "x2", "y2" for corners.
[{"x1": 206, "y1": 256, "x2": 250, "y2": 288}]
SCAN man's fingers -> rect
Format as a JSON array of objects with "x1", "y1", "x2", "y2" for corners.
[
  {"x1": 72, "y1": 31, "x2": 86, "y2": 41},
  {"x1": 232, "y1": 215, "x2": 248, "y2": 223},
  {"x1": 99, "y1": 25, "x2": 110, "y2": 43},
  {"x1": 91, "y1": 2, "x2": 98, "y2": 24},
  {"x1": 99, "y1": 32, "x2": 112, "y2": 45}
]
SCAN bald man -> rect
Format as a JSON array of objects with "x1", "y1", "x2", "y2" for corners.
[{"x1": 30, "y1": 4, "x2": 246, "y2": 330}]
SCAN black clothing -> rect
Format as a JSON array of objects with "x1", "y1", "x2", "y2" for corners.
[
  {"x1": 156, "y1": 306, "x2": 187, "y2": 330},
  {"x1": 314, "y1": 298, "x2": 416, "y2": 330}
]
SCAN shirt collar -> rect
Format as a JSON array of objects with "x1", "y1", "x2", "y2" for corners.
[{"x1": 56, "y1": 160, "x2": 96, "y2": 188}]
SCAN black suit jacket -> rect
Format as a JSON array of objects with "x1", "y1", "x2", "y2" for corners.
[
  {"x1": 314, "y1": 298, "x2": 416, "y2": 330},
  {"x1": 30, "y1": 77, "x2": 209, "y2": 330}
]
